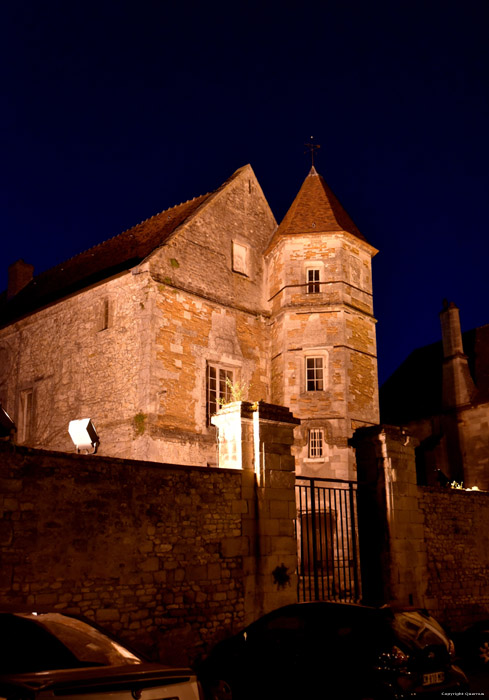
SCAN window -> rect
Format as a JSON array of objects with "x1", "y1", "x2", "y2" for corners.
[
  {"x1": 306, "y1": 357, "x2": 324, "y2": 391},
  {"x1": 207, "y1": 364, "x2": 234, "y2": 422},
  {"x1": 308, "y1": 429, "x2": 324, "y2": 458},
  {"x1": 98, "y1": 298, "x2": 110, "y2": 331},
  {"x1": 307, "y1": 268, "x2": 320, "y2": 294},
  {"x1": 232, "y1": 241, "x2": 249, "y2": 276},
  {"x1": 19, "y1": 389, "x2": 33, "y2": 442}
]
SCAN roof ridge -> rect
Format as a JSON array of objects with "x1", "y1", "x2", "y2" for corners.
[
  {"x1": 29, "y1": 191, "x2": 214, "y2": 282},
  {"x1": 124, "y1": 190, "x2": 213, "y2": 230}
]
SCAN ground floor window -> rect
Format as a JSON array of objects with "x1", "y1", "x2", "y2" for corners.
[
  {"x1": 207, "y1": 364, "x2": 234, "y2": 423},
  {"x1": 308, "y1": 428, "x2": 324, "y2": 458}
]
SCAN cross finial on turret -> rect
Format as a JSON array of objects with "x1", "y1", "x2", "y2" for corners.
[{"x1": 304, "y1": 136, "x2": 321, "y2": 167}]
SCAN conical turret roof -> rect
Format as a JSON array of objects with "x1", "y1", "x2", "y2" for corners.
[{"x1": 267, "y1": 166, "x2": 369, "y2": 251}]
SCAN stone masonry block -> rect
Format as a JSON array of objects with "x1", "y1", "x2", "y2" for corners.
[
  {"x1": 241, "y1": 470, "x2": 257, "y2": 489},
  {"x1": 280, "y1": 455, "x2": 296, "y2": 471},
  {"x1": 263, "y1": 453, "x2": 281, "y2": 471},
  {"x1": 220, "y1": 536, "x2": 249, "y2": 558},
  {"x1": 264, "y1": 442, "x2": 292, "y2": 456},
  {"x1": 271, "y1": 536, "x2": 297, "y2": 555},
  {"x1": 259, "y1": 535, "x2": 272, "y2": 556},
  {"x1": 268, "y1": 470, "x2": 295, "y2": 489},
  {"x1": 232, "y1": 500, "x2": 248, "y2": 514},
  {"x1": 269, "y1": 500, "x2": 290, "y2": 519},
  {"x1": 261, "y1": 486, "x2": 295, "y2": 502}
]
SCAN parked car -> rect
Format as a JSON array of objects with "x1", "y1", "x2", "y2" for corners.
[
  {"x1": 0, "y1": 612, "x2": 203, "y2": 700},
  {"x1": 455, "y1": 619, "x2": 489, "y2": 672},
  {"x1": 197, "y1": 602, "x2": 468, "y2": 700}
]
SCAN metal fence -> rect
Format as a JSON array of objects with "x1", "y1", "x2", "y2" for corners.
[{"x1": 296, "y1": 477, "x2": 361, "y2": 603}]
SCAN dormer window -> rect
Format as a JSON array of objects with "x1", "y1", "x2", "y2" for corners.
[
  {"x1": 307, "y1": 268, "x2": 321, "y2": 294},
  {"x1": 232, "y1": 241, "x2": 249, "y2": 276}
]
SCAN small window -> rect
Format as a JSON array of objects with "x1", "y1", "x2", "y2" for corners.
[
  {"x1": 306, "y1": 357, "x2": 324, "y2": 391},
  {"x1": 207, "y1": 364, "x2": 235, "y2": 423},
  {"x1": 307, "y1": 268, "x2": 320, "y2": 294},
  {"x1": 232, "y1": 242, "x2": 249, "y2": 276},
  {"x1": 19, "y1": 389, "x2": 33, "y2": 442},
  {"x1": 309, "y1": 429, "x2": 324, "y2": 458},
  {"x1": 98, "y1": 298, "x2": 110, "y2": 331}
]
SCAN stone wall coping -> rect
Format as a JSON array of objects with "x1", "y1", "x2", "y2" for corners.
[
  {"x1": 419, "y1": 484, "x2": 489, "y2": 498},
  {"x1": 0, "y1": 442, "x2": 239, "y2": 477},
  {"x1": 215, "y1": 400, "x2": 300, "y2": 425},
  {"x1": 351, "y1": 423, "x2": 418, "y2": 445}
]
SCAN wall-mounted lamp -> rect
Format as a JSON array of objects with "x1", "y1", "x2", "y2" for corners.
[{"x1": 68, "y1": 418, "x2": 99, "y2": 454}]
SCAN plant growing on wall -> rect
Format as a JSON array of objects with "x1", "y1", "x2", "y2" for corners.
[
  {"x1": 217, "y1": 377, "x2": 250, "y2": 406},
  {"x1": 450, "y1": 480, "x2": 463, "y2": 489},
  {"x1": 133, "y1": 412, "x2": 147, "y2": 436}
]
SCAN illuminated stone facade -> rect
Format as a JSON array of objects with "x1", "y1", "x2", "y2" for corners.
[{"x1": 0, "y1": 165, "x2": 379, "y2": 477}]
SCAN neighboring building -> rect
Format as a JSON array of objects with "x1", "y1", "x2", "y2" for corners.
[
  {"x1": 0, "y1": 164, "x2": 379, "y2": 479},
  {"x1": 380, "y1": 301, "x2": 489, "y2": 490}
]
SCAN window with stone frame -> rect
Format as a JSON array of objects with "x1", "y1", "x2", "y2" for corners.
[
  {"x1": 19, "y1": 388, "x2": 33, "y2": 443},
  {"x1": 306, "y1": 267, "x2": 321, "y2": 294},
  {"x1": 308, "y1": 428, "x2": 324, "y2": 458},
  {"x1": 306, "y1": 356, "x2": 324, "y2": 391},
  {"x1": 207, "y1": 364, "x2": 235, "y2": 424},
  {"x1": 232, "y1": 241, "x2": 249, "y2": 276}
]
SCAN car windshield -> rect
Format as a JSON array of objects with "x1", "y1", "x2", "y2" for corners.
[
  {"x1": 0, "y1": 613, "x2": 142, "y2": 674},
  {"x1": 390, "y1": 611, "x2": 448, "y2": 651}
]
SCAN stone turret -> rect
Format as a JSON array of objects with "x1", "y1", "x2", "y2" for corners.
[{"x1": 266, "y1": 167, "x2": 379, "y2": 479}]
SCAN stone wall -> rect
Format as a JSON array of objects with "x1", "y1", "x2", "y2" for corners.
[
  {"x1": 419, "y1": 486, "x2": 489, "y2": 629},
  {"x1": 354, "y1": 425, "x2": 489, "y2": 631},
  {"x1": 0, "y1": 437, "x2": 297, "y2": 665},
  {"x1": 457, "y1": 402, "x2": 489, "y2": 490}
]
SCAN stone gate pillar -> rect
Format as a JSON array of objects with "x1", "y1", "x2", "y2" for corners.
[
  {"x1": 352, "y1": 425, "x2": 428, "y2": 608},
  {"x1": 212, "y1": 401, "x2": 300, "y2": 623}
]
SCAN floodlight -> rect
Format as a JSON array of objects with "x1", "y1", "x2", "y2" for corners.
[
  {"x1": 0, "y1": 404, "x2": 15, "y2": 438},
  {"x1": 68, "y1": 418, "x2": 99, "y2": 453}
]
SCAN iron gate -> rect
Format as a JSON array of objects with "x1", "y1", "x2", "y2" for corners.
[{"x1": 296, "y1": 477, "x2": 361, "y2": 603}]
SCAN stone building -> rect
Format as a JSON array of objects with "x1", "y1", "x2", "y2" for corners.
[
  {"x1": 380, "y1": 301, "x2": 489, "y2": 490},
  {"x1": 0, "y1": 164, "x2": 379, "y2": 479}
]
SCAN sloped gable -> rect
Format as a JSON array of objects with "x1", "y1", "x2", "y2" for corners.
[{"x1": 0, "y1": 166, "x2": 264, "y2": 326}]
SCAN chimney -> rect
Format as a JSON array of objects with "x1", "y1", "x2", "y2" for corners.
[
  {"x1": 440, "y1": 300, "x2": 476, "y2": 409},
  {"x1": 7, "y1": 259, "x2": 34, "y2": 300}
]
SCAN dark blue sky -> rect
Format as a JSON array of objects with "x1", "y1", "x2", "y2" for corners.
[{"x1": 2, "y1": 0, "x2": 488, "y2": 384}]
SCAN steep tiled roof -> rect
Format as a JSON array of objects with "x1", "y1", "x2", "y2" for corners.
[
  {"x1": 380, "y1": 324, "x2": 489, "y2": 424},
  {"x1": 0, "y1": 166, "x2": 250, "y2": 326},
  {"x1": 266, "y1": 166, "x2": 369, "y2": 252}
]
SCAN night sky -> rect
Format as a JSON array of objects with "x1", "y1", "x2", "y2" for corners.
[{"x1": 2, "y1": 0, "x2": 488, "y2": 385}]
